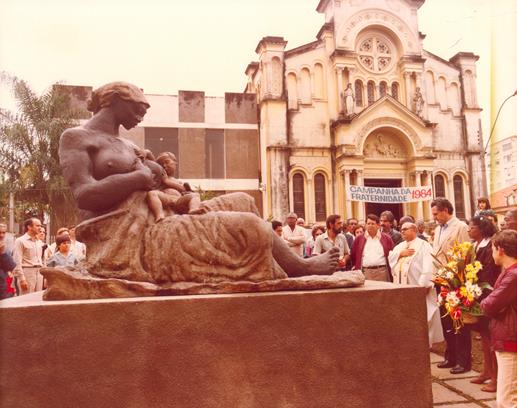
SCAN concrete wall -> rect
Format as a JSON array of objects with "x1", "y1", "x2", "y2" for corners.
[{"x1": 0, "y1": 283, "x2": 433, "y2": 408}]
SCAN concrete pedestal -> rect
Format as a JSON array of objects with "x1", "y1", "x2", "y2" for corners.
[{"x1": 0, "y1": 282, "x2": 432, "y2": 408}]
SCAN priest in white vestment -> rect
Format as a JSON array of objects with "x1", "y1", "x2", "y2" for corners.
[{"x1": 388, "y1": 222, "x2": 444, "y2": 347}]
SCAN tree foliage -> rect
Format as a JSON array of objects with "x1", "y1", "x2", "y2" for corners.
[{"x1": 0, "y1": 73, "x2": 81, "y2": 231}]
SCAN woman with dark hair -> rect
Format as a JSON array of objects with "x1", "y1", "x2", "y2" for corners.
[
  {"x1": 468, "y1": 215, "x2": 500, "y2": 392},
  {"x1": 475, "y1": 197, "x2": 491, "y2": 216}
]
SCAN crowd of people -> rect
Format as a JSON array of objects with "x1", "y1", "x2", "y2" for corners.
[
  {"x1": 0, "y1": 197, "x2": 515, "y2": 406},
  {"x1": 0, "y1": 219, "x2": 86, "y2": 298},
  {"x1": 274, "y1": 200, "x2": 516, "y2": 407}
]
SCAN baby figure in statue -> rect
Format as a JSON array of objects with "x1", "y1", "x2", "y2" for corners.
[{"x1": 146, "y1": 151, "x2": 201, "y2": 222}]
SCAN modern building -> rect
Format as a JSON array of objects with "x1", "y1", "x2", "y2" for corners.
[
  {"x1": 488, "y1": 135, "x2": 517, "y2": 217},
  {"x1": 488, "y1": 135, "x2": 517, "y2": 192},
  {"x1": 244, "y1": 0, "x2": 486, "y2": 223}
]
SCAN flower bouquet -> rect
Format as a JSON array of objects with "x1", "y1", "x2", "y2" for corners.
[{"x1": 432, "y1": 241, "x2": 490, "y2": 333}]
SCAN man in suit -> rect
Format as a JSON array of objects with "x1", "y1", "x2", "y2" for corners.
[
  {"x1": 351, "y1": 214, "x2": 394, "y2": 281},
  {"x1": 431, "y1": 198, "x2": 471, "y2": 374}
]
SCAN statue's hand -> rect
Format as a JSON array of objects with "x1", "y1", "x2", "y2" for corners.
[{"x1": 133, "y1": 160, "x2": 156, "y2": 190}]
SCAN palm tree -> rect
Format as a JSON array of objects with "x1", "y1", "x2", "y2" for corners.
[{"x1": 0, "y1": 73, "x2": 84, "y2": 232}]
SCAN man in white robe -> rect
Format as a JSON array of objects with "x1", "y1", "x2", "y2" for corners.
[{"x1": 388, "y1": 222, "x2": 444, "y2": 347}]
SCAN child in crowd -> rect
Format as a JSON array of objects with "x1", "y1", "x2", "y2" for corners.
[
  {"x1": 475, "y1": 197, "x2": 491, "y2": 216},
  {"x1": 46, "y1": 234, "x2": 78, "y2": 268}
]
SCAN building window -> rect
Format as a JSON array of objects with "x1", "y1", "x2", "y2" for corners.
[
  {"x1": 503, "y1": 142, "x2": 512, "y2": 151},
  {"x1": 357, "y1": 36, "x2": 393, "y2": 73},
  {"x1": 453, "y1": 175, "x2": 466, "y2": 220},
  {"x1": 355, "y1": 80, "x2": 363, "y2": 107},
  {"x1": 314, "y1": 174, "x2": 327, "y2": 222},
  {"x1": 391, "y1": 82, "x2": 399, "y2": 100},
  {"x1": 205, "y1": 129, "x2": 225, "y2": 178},
  {"x1": 367, "y1": 81, "x2": 375, "y2": 105},
  {"x1": 434, "y1": 174, "x2": 446, "y2": 198},
  {"x1": 379, "y1": 81, "x2": 387, "y2": 97},
  {"x1": 292, "y1": 173, "x2": 305, "y2": 220},
  {"x1": 145, "y1": 127, "x2": 179, "y2": 174}
]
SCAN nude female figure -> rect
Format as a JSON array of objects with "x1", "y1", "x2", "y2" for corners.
[{"x1": 59, "y1": 82, "x2": 339, "y2": 281}]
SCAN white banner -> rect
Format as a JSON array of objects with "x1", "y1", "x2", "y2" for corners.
[{"x1": 346, "y1": 185, "x2": 433, "y2": 203}]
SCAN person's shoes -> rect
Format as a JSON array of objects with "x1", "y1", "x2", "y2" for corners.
[
  {"x1": 437, "y1": 360, "x2": 455, "y2": 369},
  {"x1": 450, "y1": 365, "x2": 470, "y2": 374},
  {"x1": 470, "y1": 375, "x2": 490, "y2": 384},
  {"x1": 481, "y1": 382, "x2": 497, "y2": 392}
]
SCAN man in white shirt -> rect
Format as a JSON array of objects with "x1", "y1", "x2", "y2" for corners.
[
  {"x1": 13, "y1": 217, "x2": 44, "y2": 294},
  {"x1": 351, "y1": 214, "x2": 394, "y2": 281},
  {"x1": 388, "y1": 222, "x2": 444, "y2": 347},
  {"x1": 313, "y1": 214, "x2": 350, "y2": 269},
  {"x1": 282, "y1": 212, "x2": 306, "y2": 257}
]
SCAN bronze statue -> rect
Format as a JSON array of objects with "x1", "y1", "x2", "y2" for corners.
[{"x1": 42, "y1": 82, "x2": 363, "y2": 299}]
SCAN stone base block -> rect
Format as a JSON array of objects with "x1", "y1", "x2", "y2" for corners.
[{"x1": 0, "y1": 282, "x2": 432, "y2": 408}]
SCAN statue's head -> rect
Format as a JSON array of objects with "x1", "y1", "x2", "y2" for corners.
[
  {"x1": 87, "y1": 82, "x2": 151, "y2": 129},
  {"x1": 156, "y1": 152, "x2": 178, "y2": 176}
]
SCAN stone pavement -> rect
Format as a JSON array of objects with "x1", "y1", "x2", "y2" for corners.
[{"x1": 430, "y1": 352, "x2": 497, "y2": 407}]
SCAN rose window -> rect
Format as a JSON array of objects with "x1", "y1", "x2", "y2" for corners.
[{"x1": 358, "y1": 37, "x2": 393, "y2": 73}]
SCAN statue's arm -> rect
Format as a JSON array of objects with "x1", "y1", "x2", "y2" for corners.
[
  {"x1": 59, "y1": 129, "x2": 155, "y2": 212},
  {"x1": 161, "y1": 176, "x2": 186, "y2": 193}
]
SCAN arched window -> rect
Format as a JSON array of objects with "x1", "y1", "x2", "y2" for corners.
[
  {"x1": 391, "y1": 82, "x2": 399, "y2": 100},
  {"x1": 367, "y1": 81, "x2": 375, "y2": 105},
  {"x1": 425, "y1": 71, "x2": 435, "y2": 104},
  {"x1": 379, "y1": 81, "x2": 387, "y2": 97},
  {"x1": 271, "y1": 57, "x2": 283, "y2": 97},
  {"x1": 300, "y1": 68, "x2": 312, "y2": 104},
  {"x1": 453, "y1": 175, "x2": 466, "y2": 220},
  {"x1": 434, "y1": 174, "x2": 446, "y2": 198},
  {"x1": 314, "y1": 63, "x2": 325, "y2": 99},
  {"x1": 287, "y1": 73, "x2": 298, "y2": 110},
  {"x1": 314, "y1": 173, "x2": 327, "y2": 222},
  {"x1": 293, "y1": 173, "x2": 305, "y2": 220},
  {"x1": 354, "y1": 80, "x2": 363, "y2": 107},
  {"x1": 437, "y1": 76, "x2": 447, "y2": 110}
]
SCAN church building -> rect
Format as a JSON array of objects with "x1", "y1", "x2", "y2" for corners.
[{"x1": 244, "y1": 0, "x2": 486, "y2": 223}]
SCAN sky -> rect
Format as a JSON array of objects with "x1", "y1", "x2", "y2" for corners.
[{"x1": 1, "y1": 0, "x2": 516, "y2": 147}]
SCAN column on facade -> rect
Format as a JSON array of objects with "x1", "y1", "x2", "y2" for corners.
[
  {"x1": 307, "y1": 176, "x2": 314, "y2": 223},
  {"x1": 463, "y1": 175, "x2": 472, "y2": 220},
  {"x1": 447, "y1": 174, "x2": 456, "y2": 210},
  {"x1": 423, "y1": 171, "x2": 432, "y2": 221},
  {"x1": 344, "y1": 170, "x2": 353, "y2": 219},
  {"x1": 404, "y1": 72, "x2": 412, "y2": 110},
  {"x1": 414, "y1": 171, "x2": 424, "y2": 221},
  {"x1": 356, "y1": 170, "x2": 365, "y2": 222},
  {"x1": 336, "y1": 67, "x2": 344, "y2": 114}
]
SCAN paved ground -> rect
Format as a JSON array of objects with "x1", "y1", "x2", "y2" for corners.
[{"x1": 430, "y1": 352, "x2": 497, "y2": 407}]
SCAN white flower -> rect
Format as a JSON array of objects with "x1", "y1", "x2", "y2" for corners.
[
  {"x1": 446, "y1": 271, "x2": 455, "y2": 280},
  {"x1": 446, "y1": 292, "x2": 460, "y2": 307}
]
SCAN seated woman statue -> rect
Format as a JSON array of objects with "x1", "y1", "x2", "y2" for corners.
[{"x1": 57, "y1": 82, "x2": 339, "y2": 288}]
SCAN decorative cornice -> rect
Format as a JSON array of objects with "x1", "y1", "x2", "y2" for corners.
[
  {"x1": 316, "y1": 22, "x2": 334, "y2": 40},
  {"x1": 449, "y1": 52, "x2": 480, "y2": 65},
  {"x1": 316, "y1": 0, "x2": 331, "y2": 13},
  {"x1": 245, "y1": 62, "x2": 259, "y2": 76},
  {"x1": 255, "y1": 36, "x2": 288, "y2": 54}
]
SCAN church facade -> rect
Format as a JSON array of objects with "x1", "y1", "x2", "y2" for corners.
[{"x1": 245, "y1": 0, "x2": 486, "y2": 223}]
